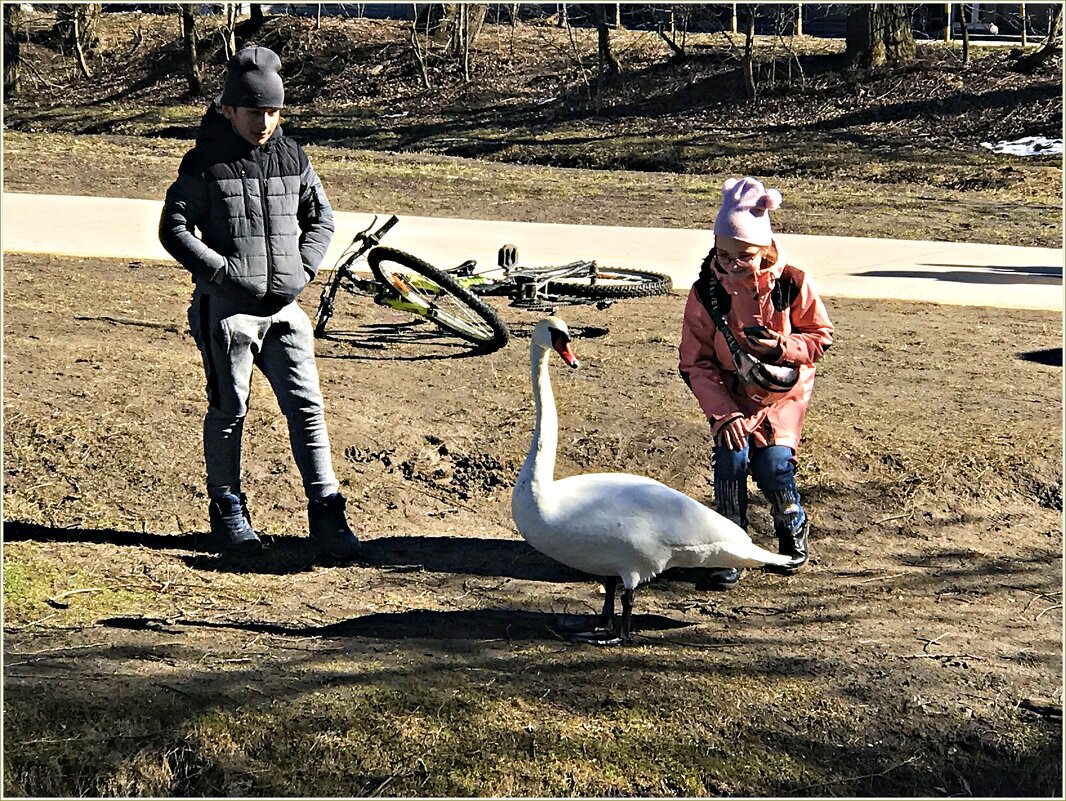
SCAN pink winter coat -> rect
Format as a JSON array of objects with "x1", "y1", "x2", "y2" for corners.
[{"x1": 678, "y1": 242, "x2": 834, "y2": 451}]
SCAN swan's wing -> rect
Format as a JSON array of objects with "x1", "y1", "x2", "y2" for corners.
[{"x1": 551, "y1": 472, "x2": 751, "y2": 547}]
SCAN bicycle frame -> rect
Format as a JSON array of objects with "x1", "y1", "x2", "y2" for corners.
[
  {"x1": 315, "y1": 216, "x2": 509, "y2": 348},
  {"x1": 315, "y1": 216, "x2": 670, "y2": 343},
  {"x1": 315, "y1": 215, "x2": 400, "y2": 334}
]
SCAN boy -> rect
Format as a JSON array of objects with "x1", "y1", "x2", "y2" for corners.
[{"x1": 160, "y1": 47, "x2": 359, "y2": 558}]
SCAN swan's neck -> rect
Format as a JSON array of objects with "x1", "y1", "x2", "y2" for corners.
[{"x1": 519, "y1": 344, "x2": 557, "y2": 494}]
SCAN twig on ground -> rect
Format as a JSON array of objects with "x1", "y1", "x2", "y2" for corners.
[
  {"x1": 874, "y1": 512, "x2": 912, "y2": 524},
  {"x1": 901, "y1": 653, "x2": 985, "y2": 661},
  {"x1": 47, "y1": 587, "x2": 104, "y2": 608},
  {"x1": 4, "y1": 613, "x2": 61, "y2": 631},
  {"x1": 859, "y1": 572, "x2": 907, "y2": 583},
  {"x1": 797, "y1": 755, "x2": 919, "y2": 792},
  {"x1": 74, "y1": 314, "x2": 181, "y2": 333},
  {"x1": 918, "y1": 631, "x2": 954, "y2": 652},
  {"x1": 1035, "y1": 603, "x2": 1062, "y2": 620}
]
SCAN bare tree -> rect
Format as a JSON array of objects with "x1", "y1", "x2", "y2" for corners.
[
  {"x1": 658, "y1": 4, "x2": 691, "y2": 60},
  {"x1": 410, "y1": 3, "x2": 432, "y2": 89},
  {"x1": 595, "y1": 3, "x2": 620, "y2": 77},
  {"x1": 1012, "y1": 3, "x2": 1063, "y2": 72},
  {"x1": 54, "y1": 4, "x2": 100, "y2": 78},
  {"x1": 845, "y1": 4, "x2": 916, "y2": 68},
  {"x1": 181, "y1": 6, "x2": 203, "y2": 96},
  {"x1": 222, "y1": 2, "x2": 239, "y2": 59},
  {"x1": 3, "y1": 3, "x2": 21, "y2": 95},
  {"x1": 742, "y1": 7, "x2": 756, "y2": 98},
  {"x1": 958, "y1": 3, "x2": 971, "y2": 65},
  {"x1": 418, "y1": 3, "x2": 487, "y2": 58}
]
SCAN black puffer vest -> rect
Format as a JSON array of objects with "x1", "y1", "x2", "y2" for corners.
[{"x1": 160, "y1": 105, "x2": 334, "y2": 313}]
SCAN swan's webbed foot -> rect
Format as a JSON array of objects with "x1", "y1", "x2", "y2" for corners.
[
  {"x1": 556, "y1": 577, "x2": 628, "y2": 645},
  {"x1": 562, "y1": 626, "x2": 623, "y2": 646}
]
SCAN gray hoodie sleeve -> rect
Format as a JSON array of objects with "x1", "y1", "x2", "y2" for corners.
[
  {"x1": 159, "y1": 172, "x2": 228, "y2": 284},
  {"x1": 297, "y1": 159, "x2": 335, "y2": 280}
]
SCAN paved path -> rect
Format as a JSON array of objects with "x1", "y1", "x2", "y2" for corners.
[{"x1": 3, "y1": 192, "x2": 1062, "y2": 311}]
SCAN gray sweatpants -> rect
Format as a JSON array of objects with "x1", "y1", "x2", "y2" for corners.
[{"x1": 188, "y1": 289, "x2": 340, "y2": 502}]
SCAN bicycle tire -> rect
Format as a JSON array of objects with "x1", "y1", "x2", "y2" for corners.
[
  {"x1": 367, "y1": 246, "x2": 510, "y2": 352},
  {"x1": 313, "y1": 282, "x2": 337, "y2": 338},
  {"x1": 546, "y1": 267, "x2": 673, "y2": 300}
]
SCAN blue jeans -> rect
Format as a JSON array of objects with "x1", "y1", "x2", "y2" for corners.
[{"x1": 712, "y1": 440, "x2": 805, "y2": 534}]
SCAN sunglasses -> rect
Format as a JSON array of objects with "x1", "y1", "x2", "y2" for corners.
[{"x1": 716, "y1": 251, "x2": 761, "y2": 267}]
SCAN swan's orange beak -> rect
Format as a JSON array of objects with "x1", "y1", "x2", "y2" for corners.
[{"x1": 554, "y1": 339, "x2": 579, "y2": 368}]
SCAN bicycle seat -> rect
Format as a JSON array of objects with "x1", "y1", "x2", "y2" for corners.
[
  {"x1": 498, "y1": 244, "x2": 518, "y2": 269},
  {"x1": 453, "y1": 259, "x2": 477, "y2": 277}
]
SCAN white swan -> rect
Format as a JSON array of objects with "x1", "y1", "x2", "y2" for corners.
[{"x1": 512, "y1": 317, "x2": 792, "y2": 644}]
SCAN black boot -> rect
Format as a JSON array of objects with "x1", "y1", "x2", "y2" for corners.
[
  {"x1": 308, "y1": 492, "x2": 361, "y2": 560},
  {"x1": 208, "y1": 492, "x2": 261, "y2": 551},
  {"x1": 699, "y1": 566, "x2": 743, "y2": 590},
  {"x1": 704, "y1": 475, "x2": 748, "y2": 590},
  {"x1": 770, "y1": 490, "x2": 809, "y2": 573}
]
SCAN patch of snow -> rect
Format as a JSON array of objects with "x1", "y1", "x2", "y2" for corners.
[{"x1": 980, "y1": 136, "x2": 1064, "y2": 156}]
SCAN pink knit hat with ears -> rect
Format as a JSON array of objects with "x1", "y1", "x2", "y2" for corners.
[{"x1": 713, "y1": 177, "x2": 782, "y2": 247}]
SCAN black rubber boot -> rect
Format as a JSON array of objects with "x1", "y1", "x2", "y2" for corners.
[
  {"x1": 704, "y1": 476, "x2": 749, "y2": 590},
  {"x1": 208, "y1": 492, "x2": 261, "y2": 551},
  {"x1": 700, "y1": 567, "x2": 743, "y2": 590},
  {"x1": 308, "y1": 492, "x2": 361, "y2": 560},
  {"x1": 770, "y1": 490, "x2": 809, "y2": 573}
]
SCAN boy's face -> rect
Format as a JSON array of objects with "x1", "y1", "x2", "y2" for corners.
[{"x1": 221, "y1": 105, "x2": 281, "y2": 147}]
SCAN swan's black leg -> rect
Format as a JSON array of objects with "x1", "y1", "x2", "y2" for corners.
[
  {"x1": 598, "y1": 576, "x2": 618, "y2": 631},
  {"x1": 557, "y1": 576, "x2": 623, "y2": 646},
  {"x1": 619, "y1": 587, "x2": 635, "y2": 642}
]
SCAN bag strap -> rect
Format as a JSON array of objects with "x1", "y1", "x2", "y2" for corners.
[{"x1": 693, "y1": 255, "x2": 746, "y2": 362}]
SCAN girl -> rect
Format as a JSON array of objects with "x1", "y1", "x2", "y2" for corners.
[{"x1": 679, "y1": 177, "x2": 834, "y2": 588}]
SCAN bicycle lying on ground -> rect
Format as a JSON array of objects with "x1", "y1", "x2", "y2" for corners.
[{"x1": 313, "y1": 215, "x2": 673, "y2": 353}]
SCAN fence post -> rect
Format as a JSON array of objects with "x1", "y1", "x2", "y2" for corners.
[
  {"x1": 794, "y1": 3, "x2": 802, "y2": 36},
  {"x1": 943, "y1": 2, "x2": 952, "y2": 41},
  {"x1": 1020, "y1": 2, "x2": 1027, "y2": 46}
]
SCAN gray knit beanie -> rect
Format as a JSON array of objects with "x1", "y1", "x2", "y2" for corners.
[{"x1": 220, "y1": 46, "x2": 285, "y2": 108}]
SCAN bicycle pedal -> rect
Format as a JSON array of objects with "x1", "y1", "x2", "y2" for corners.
[{"x1": 454, "y1": 259, "x2": 477, "y2": 277}]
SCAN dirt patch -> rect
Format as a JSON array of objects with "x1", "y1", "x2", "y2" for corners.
[{"x1": 3, "y1": 252, "x2": 1061, "y2": 796}]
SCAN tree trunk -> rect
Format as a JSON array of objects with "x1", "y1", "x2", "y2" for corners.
[
  {"x1": 596, "y1": 5, "x2": 620, "y2": 76},
  {"x1": 958, "y1": 3, "x2": 970, "y2": 64},
  {"x1": 845, "y1": 4, "x2": 916, "y2": 68},
  {"x1": 742, "y1": 9, "x2": 756, "y2": 98},
  {"x1": 418, "y1": 3, "x2": 486, "y2": 56},
  {"x1": 3, "y1": 3, "x2": 21, "y2": 96},
  {"x1": 1011, "y1": 4, "x2": 1063, "y2": 72},
  {"x1": 409, "y1": 3, "x2": 431, "y2": 89},
  {"x1": 182, "y1": 7, "x2": 203, "y2": 96},
  {"x1": 223, "y1": 2, "x2": 238, "y2": 59},
  {"x1": 73, "y1": 5, "x2": 100, "y2": 78},
  {"x1": 54, "y1": 4, "x2": 99, "y2": 76}
]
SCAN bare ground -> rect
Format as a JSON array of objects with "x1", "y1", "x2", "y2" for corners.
[
  {"x1": 2, "y1": 249, "x2": 1062, "y2": 796},
  {"x1": 2, "y1": 9, "x2": 1064, "y2": 797}
]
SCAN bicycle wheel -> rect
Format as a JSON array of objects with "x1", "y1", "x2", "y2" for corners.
[
  {"x1": 367, "y1": 247, "x2": 510, "y2": 351},
  {"x1": 313, "y1": 278, "x2": 339, "y2": 338},
  {"x1": 547, "y1": 267, "x2": 673, "y2": 300}
]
